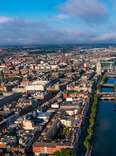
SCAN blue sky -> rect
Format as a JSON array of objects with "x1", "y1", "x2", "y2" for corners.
[{"x1": 0, "y1": 0, "x2": 116, "y2": 45}]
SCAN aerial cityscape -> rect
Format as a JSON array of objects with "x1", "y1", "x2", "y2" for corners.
[{"x1": 0, "y1": 0, "x2": 116, "y2": 156}]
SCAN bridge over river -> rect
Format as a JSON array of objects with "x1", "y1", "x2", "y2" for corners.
[
  {"x1": 92, "y1": 76, "x2": 116, "y2": 156},
  {"x1": 106, "y1": 72, "x2": 116, "y2": 78},
  {"x1": 100, "y1": 84, "x2": 114, "y2": 87},
  {"x1": 97, "y1": 91, "x2": 116, "y2": 95}
]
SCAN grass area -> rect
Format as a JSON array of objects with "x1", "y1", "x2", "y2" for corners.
[{"x1": 5, "y1": 76, "x2": 22, "y2": 82}]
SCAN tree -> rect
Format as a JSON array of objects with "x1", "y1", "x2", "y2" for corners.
[
  {"x1": 83, "y1": 94, "x2": 99, "y2": 151},
  {"x1": 53, "y1": 149, "x2": 76, "y2": 156},
  {"x1": 114, "y1": 84, "x2": 116, "y2": 92}
]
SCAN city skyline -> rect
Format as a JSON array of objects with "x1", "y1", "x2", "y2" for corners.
[{"x1": 0, "y1": 0, "x2": 116, "y2": 45}]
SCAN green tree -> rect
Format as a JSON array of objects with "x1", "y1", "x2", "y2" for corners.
[
  {"x1": 114, "y1": 84, "x2": 116, "y2": 92},
  {"x1": 53, "y1": 149, "x2": 76, "y2": 156},
  {"x1": 83, "y1": 94, "x2": 99, "y2": 151}
]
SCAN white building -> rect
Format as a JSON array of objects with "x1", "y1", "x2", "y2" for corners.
[{"x1": 25, "y1": 80, "x2": 49, "y2": 91}]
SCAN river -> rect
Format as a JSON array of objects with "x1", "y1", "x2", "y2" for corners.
[
  {"x1": 92, "y1": 77, "x2": 116, "y2": 156},
  {"x1": 106, "y1": 77, "x2": 116, "y2": 84}
]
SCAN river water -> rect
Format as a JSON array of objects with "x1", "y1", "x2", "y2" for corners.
[
  {"x1": 92, "y1": 78, "x2": 116, "y2": 156},
  {"x1": 106, "y1": 77, "x2": 116, "y2": 84}
]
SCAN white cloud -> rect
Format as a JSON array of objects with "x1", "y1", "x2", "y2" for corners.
[
  {"x1": 0, "y1": 16, "x2": 115, "y2": 45},
  {"x1": 60, "y1": 0, "x2": 108, "y2": 23},
  {"x1": 94, "y1": 33, "x2": 116, "y2": 42},
  {"x1": 0, "y1": 16, "x2": 13, "y2": 24},
  {"x1": 56, "y1": 14, "x2": 69, "y2": 20}
]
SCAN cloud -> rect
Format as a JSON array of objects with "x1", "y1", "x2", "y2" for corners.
[
  {"x1": 0, "y1": 17, "x2": 53, "y2": 44},
  {"x1": 56, "y1": 14, "x2": 69, "y2": 20},
  {"x1": 94, "y1": 33, "x2": 116, "y2": 42},
  {"x1": 0, "y1": 17, "x2": 96, "y2": 45},
  {"x1": 0, "y1": 16, "x2": 13, "y2": 24},
  {"x1": 0, "y1": 16, "x2": 116, "y2": 45},
  {"x1": 60, "y1": 0, "x2": 108, "y2": 23}
]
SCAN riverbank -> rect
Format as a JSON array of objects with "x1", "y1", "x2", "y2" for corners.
[
  {"x1": 92, "y1": 76, "x2": 116, "y2": 156},
  {"x1": 83, "y1": 94, "x2": 100, "y2": 152},
  {"x1": 83, "y1": 75, "x2": 113, "y2": 156},
  {"x1": 77, "y1": 75, "x2": 116, "y2": 156}
]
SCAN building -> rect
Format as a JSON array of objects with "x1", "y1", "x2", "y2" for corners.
[
  {"x1": 25, "y1": 80, "x2": 49, "y2": 92},
  {"x1": 97, "y1": 57, "x2": 116, "y2": 75}
]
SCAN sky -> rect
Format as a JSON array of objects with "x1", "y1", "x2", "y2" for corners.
[{"x1": 0, "y1": 0, "x2": 116, "y2": 45}]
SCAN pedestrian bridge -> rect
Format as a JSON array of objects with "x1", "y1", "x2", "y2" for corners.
[
  {"x1": 97, "y1": 91, "x2": 116, "y2": 95},
  {"x1": 97, "y1": 91, "x2": 116, "y2": 100},
  {"x1": 106, "y1": 73, "x2": 116, "y2": 78},
  {"x1": 100, "y1": 96, "x2": 115, "y2": 100},
  {"x1": 101, "y1": 84, "x2": 114, "y2": 87}
]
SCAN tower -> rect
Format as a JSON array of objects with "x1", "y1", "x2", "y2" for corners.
[{"x1": 96, "y1": 61, "x2": 101, "y2": 75}]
